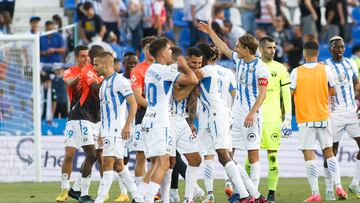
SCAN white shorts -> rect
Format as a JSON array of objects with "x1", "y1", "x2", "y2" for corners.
[
  {"x1": 198, "y1": 128, "x2": 215, "y2": 156},
  {"x1": 64, "y1": 120, "x2": 95, "y2": 148},
  {"x1": 298, "y1": 123, "x2": 333, "y2": 150},
  {"x1": 131, "y1": 124, "x2": 147, "y2": 152},
  {"x1": 142, "y1": 126, "x2": 173, "y2": 158},
  {"x1": 231, "y1": 113, "x2": 261, "y2": 150},
  {"x1": 331, "y1": 111, "x2": 360, "y2": 143},
  {"x1": 103, "y1": 136, "x2": 124, "y2": 159},
  {"x1": 170, "y1": 115, "x2": 199, "y2": 156}
]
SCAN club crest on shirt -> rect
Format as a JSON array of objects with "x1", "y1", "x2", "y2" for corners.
[
  {"x1": 271, "y1": 133, "x2": 280, "y2": 142},
  {"x1": 104, "y1": 138, "x2": 110, "y2": 148},
  {"x1": 131, "y1": 74, "x2": 137, "y2": 83},
  {"x1": 271, "y1": 71, "x2": 277, "y2": 77}
]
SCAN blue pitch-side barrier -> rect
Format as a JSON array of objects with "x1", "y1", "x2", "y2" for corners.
[
  {"x1": 0, "y1": 116, "x2": 299, "y2": 136},
  {"x1": 39, "y1": 116, "x2": 299, "y2": 136}
]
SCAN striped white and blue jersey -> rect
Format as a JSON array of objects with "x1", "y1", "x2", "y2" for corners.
[
  {"x1": 169, "y1": 63, "x2": 189, "y2": 118},
  {"x1": 198, "y1": 64, "x2": 229, "y2": 118},
  {"x1": 325, "y1": 58, "x2": 359, "y2": 112},
  {"x1": 218, "y1": 68, "x2": 237, "y2": 109},
  {"x1": 232, "y1": 52, "x2": 270, "y2": 113},
  {"x1": 99, "y1": 72, "x2": 133, "y2": 136},
  {"x1": 143, "y1": 63, "x2": 180, "y2": 127}
]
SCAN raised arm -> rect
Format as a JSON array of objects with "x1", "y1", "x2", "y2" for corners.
[
  {"x1": 197, "y1": 21, "x2": 233, "y2": 59},
  {"x1": 175, "y1": 56, "x2": 198, "y2": 86}
]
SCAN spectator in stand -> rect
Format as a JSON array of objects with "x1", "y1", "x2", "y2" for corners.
[
  {"x1": 337, "y1": 0, "x2": 348, "y2": 42},
  {"x1": 239, "y1": 0, "x2": 258, "y2": 35},
  {"x1": 40, "y1": 21, "x2": 66, "y2": 64},
  {"x1": 255, "y1": 26, "x2": 267, "y2": 40},
  {"x1": 271, "y1": 15, "x2": 291, "y2": 63},
  {"x1": 223, "y1": 19, "x2": 246, "y2": 49},
  {"x1": 190, "y1": 0, "x2": 214, "y2": 46},
  {"x1": 153, "y1": 0, "x2": 167, "y2": 37},
  {"x1": 142, "y1": 0, "x2": 156, "y2": 37},
  {"x1": 0, "y1": 11, "x2": 12, "y2": 34},
  {"x1": 165, "y1": 0, "x2": 174, "y2": 30},
  {"x1": 325, "y1": 0, "x2": 341, "y2": 42},
  {"x1": 215, "y1": 0, "x2": 234, "y2": 20},
  {"x1": 28, "y1": 16, "x2": 41, "y2": 34},
  {"x1": 213, "y1": 6, "x2": 225, "y2": 28},
  {"x1": 299, "y1": 0, "x2": 319, "y2": 41},
  {"x1": 52, "y1": 14, "x2": 63, "y2": 34},
  {"x1": 41, "y1": 74, "x2": 57, "y2": 123},
  {"x1": 108, "y1": 32, "x2": 124, "y2": 61},
  {"x1": 284, "y1": 25, "x2": 303, "y2": 72},
  {"x1": 255, "y1": 0, "x2": 276, "y2": 34},
  {"x1": 352, "y1": 45, "x2": 360, "y2": 69},
  {"x1": 78, "y1": 0, "x2": 103, "y2": 16},
  {"x1": 128, "y1": 0, "x2": 143, "y2": 53},
  {"x1": 285, "y1": 0, "x2": 298, "y2": 23},
  {"x1": 52, "y1": 64, "x2": 68, "y2": 118},
  {"x1": 101, "y1": 0, "x2": 121, "y2": 42},
  {"x1": 80, "y1": 2, "x2": 106, "y2": 44},
  {"x1": 0, "y1": 0, "x2": 15, "y2": 19}
]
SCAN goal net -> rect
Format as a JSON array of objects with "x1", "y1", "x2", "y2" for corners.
[{"x1": 0, "y1": 35, "x2": 41, "y2": 182}]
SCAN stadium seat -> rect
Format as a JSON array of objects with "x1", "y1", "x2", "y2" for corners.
[
  {"x1": 352, "y1": 7, "x2": 360, "y2": 25},
  {"x1": 173, "y1": 9, "x2": 188, "y2": 28},
  {"x1": 179, "y1": 28, "x2": 191, "y2": 48},
  {"x1": 352, "y1": 26, "x2": 360, "y2": 45},
  {"x1": 318, "y1": 44, "x2": 331, "y2": 62},
  {"x1": 344, "y1": 44, "x2": 352, "y2": 58}
]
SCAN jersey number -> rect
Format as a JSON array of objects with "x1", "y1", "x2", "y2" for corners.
[
  {"x1": 147, "y1": 83, "x2": 157, "y2": 107},
  {"x1": 82, "y1": 127, "x2": 88, "y2": 136}
]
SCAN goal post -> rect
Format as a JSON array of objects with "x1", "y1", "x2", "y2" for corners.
[{"x1": 0, "y1": 34, "x2": 42, "y2": 182}]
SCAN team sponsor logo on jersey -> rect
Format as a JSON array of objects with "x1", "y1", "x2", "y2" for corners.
[
  {"x1": 189, "y1": 134, "x2": 197, "y2": 143},
  {"x1": 131, "y1": 74, "x2": 137, "y2": 83},
  {"x1": 247, "y1": 133, "x2": 256, "y2": 142},
  {"x1": 271, "y1": 133, "x2": 280, "y2": 142},
  {"x1": 104, "y1": 138, "x2": 110, "y2": 148}
]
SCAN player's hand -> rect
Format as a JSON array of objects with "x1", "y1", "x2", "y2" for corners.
[
  {"x1": 194, "y1": 69, "x2": 205, "y2": 80},
  {"x1": 197, "y1": 20, "x2": 212, "y2": 34},
  {"x1": 121, "y1": 125, "x2": 131, "y2": 140},
  {"x1": 281, "y1": 113, "x2": 292, "y2": 138},
  {"x1": 47, "y1": 48, "x2": 55, "y2": 54},
  {"x1": 244, "y1": 112, "x2": 255, "y2": 128},
  {"x1": 178, "y1": 56, "x2": 187, "y2": 69}
]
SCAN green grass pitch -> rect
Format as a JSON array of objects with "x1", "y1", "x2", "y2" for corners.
[{"x1": 0, "y1": 178, "x2": 359, "y2": 203}]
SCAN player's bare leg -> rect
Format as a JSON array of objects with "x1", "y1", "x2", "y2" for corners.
[
  {"x1": 78, "y1": 145, "x2": 96, "y2": 203},
  {"x1": 96, "y1": 149, "x2": 103, "y2": 177},
  {"x1": 183, "y1": 152, "x2": 201, "y2": 202},
  {"x1": 56, "y1": 146, "x2": 77, "y2": 202},
  {"x1": 135, "y1": 151, "x2": 147, "y2": 185}
]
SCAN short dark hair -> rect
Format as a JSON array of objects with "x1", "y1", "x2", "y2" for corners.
[
  {"x1": 352, "y1": 45, "x2": 360, "y2": 54},
  {"x1": 170, "y1": 46, "x2": 183, "y2": 61},
  {"x1": 89, "y1": 45, "x2": 105, "y2": 62},
  {"x1": 83, "y1": 2, "x2": 93, "y2": 10},
  {"x1": 45, "y1": 20, "x2": 54, "y2": 27},
  {"x1": 259, "y1": 36, "x2": 275, "y2": 48},
  {"x1": 214, "y1": 6, "x2": 223, "y2": 16},
  {"x1": 186, "y1": 47, "x2": 203, "y2": 58},
  {"x1": 223, "y1": 19, "x2": 232, "y2": 28},
  {"x1": 303, "y1": 41, "x2": 319, "y2": 51},
  {"x1": 238, "y1": 34, "x2": 258, "y2": 55},
  {"x1": 114, "y1": 58, "x2": 120, "y2": 63},
  {"x1": 149, "y1": 37, "x2": 170, "y2": 58},
  {"x1": 123, "y1": 52, "x2": 137, "y2": 59},
  {"x1": 198, "y1": 44, "x2": 220, "y2": 62},
  {"x1": 74, "y1": 45, "x2": 89, "y2": 57},
  {"x1": 94, "y1": 51, "x2": 114, "y2": 59},
  {"x1": 141, "y1": 36, "x2": 157, "y2": 49}
]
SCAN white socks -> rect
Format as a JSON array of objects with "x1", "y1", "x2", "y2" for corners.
[
  {"x1": 237, "y1": 163, "x2": 261, "y2": 198},
  {"x1": 61, "y1": 173, "x2": 70, "y2": 190},
  {"x1": 224, "y1": 161, "x2": 249, "y2": 198},
  {"x1": 119, "y1": 168, "x2": 138, "y2": 197},
  {"x1": 160, "y1": 169, "x2": 172, "y2": 203},
  {"x1": 118, "y1": 176, "x2": 128, "y2": 195},
  {"x1": 250, "y1": 162, "x2": 261, "y2": 189},
  {"x1": 144, "y1": 181, "x2": 160, "y2": 203},
  {"x1": 185, "y1": 166, "x2": 199, "y2": 201},
  {"x1": 326, "y1": 157, "x2": 342, "y2": 188},
  {"x1": 350, "y1": 158, "x2": 360, "y2": 187},
  {"x1": 95, "y1": 171, "x2": 113, "y2": 203},
  {"x1": 137, "y1": 182, "x2": 148, "y2": 202},
  {"x1": 305, "y1": 160, "x2": 319, "y2": 195},
  {"x1": 81, "y1": 175, "x2": 92, "y2": 197},
  {"x1": 204, "y1": 160, "x2": 214, "y2": 193},
  {"x1": 324, "y1": 167, "x2": 333, "y2": 192},
  {"x1": 72, "y1": 174, "x2": 82, "y2": 192},
  {"x1": 135, "y1": 176, "x2": 143, "y2": 186}
]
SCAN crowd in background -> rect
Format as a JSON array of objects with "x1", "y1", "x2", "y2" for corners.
[{"x1": 2, "y1": 0, "x2": 360, "y2": 128}]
